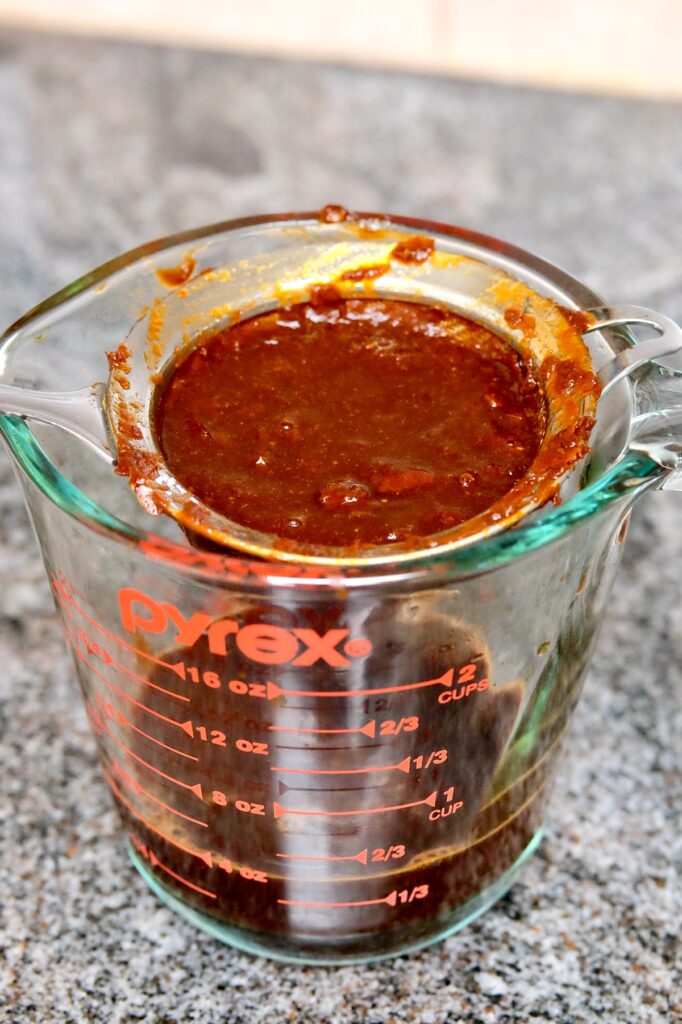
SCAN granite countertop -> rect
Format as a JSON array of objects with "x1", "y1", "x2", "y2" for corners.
[{"x1": 0, "y1": 30, "x2": 680, "y2": 1024}]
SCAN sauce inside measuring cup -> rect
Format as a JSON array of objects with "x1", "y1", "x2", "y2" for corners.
[{"x1": 153, "y1": 294, "x2": 547, "y2": 547}]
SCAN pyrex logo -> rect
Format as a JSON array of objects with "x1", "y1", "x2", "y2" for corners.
[{"x1": 118, "y1": 587, "x2": 373, "y2": 667}]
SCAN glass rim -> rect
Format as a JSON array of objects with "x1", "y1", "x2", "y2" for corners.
[{"x1": 0, "y1": 211, "x2": 667, "y2": 589}]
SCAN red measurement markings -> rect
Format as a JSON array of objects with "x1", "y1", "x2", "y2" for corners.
[
  {"x1": 265, "y1": 669, "x2": 453, "y2": 701},
  {"x1": 269, "y1": 720, "x2": 377, "y2": 738},
  {"x1": 54, "y1": 577, "x2": 175, "y2": 668},
  {"x1": 166, "y1": 661, "x2": 207, "y2": 684},
  {"x1": 271, "y1": 756, "x2": 411, "y2": 776},
  {"x1": 277, "y1": 886, "x2": 428, "y2": 909},
  {"x1": 132, "y1": 776, "x2": 208, "y2": 828},
  {"x1": 273, "y1": 790, "x2": 437, "y2": 819},
  {"x1": 278, "y1": 894, "x2": 389, "y2": 909},
  {"x1": 70, "y1": 627, "x2": 189, "y2": 703},
  {"x1": 372, "y1": 845, "x2": 406, "y2": 862},
  {"x1": 148, "y1": 848, "x2": 217, "y2": 900},
  {"x1": 379, "y1": 717, "x2": 419, "y2": 735},
  {"x1": 284, "y1": 827, "x2": 359, "y2": 838},
  {"x1": 100, "y1": 721, "x2": 203, "y2": 799},
  {"x1": 78, "y1": 648, "x2": 194, "y2": 733},
  {"x1": 115, "y1": 709, "x2": 197, "y2": 762},
  {"x1": 105, "y1": 650, "x2": 189, "y2": 701},
  {"x1": 103, "y1": 769, "x2": 212, "y2": 866},
  {"x1": 278, "y1": 780, "x2": 392, "y2": 796},
  {"x1": 113, "y1": 762, "x2": 208, "y2": 828},
  {"x1": 272, "y1": 742, "x2": 384, "y2": 752},
  {"x1": 276, "y1": 848, "x2": 369, "y2": 864},
  {"x1": 412, "y1": 749, "x2": 448, "y2": 770},
  {"x1": 216, "y1": 859, "x2": 268, "y2": 884},
  {"x1": 94, "y1": 691, "x2": 198, "y2": 763}
]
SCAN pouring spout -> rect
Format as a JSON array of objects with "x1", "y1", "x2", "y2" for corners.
[{"x1": 0, "y1": 381, "x2": 113, "y2": 461}]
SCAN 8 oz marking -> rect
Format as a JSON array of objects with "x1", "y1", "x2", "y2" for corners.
[{"x1": 234, "y1": 799, "x2": 266, "y2": 815}]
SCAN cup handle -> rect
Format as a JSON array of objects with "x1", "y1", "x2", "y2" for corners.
[
  {"x1": 585, "y1": 305, "x2": 682, "y2": 491},
  {"x1": 0, "y1": 380, "x2": 113, "y2": 461},
  {"x1": 630, "y1": 390, "x2": 682, "y2": 493}
]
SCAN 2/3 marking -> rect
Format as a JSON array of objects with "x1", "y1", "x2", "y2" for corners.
[
  {"x1": 371, "y1": 845, "x2": 406, "y2": 862},
  {"x1": 379, "y1": 717, "x2": 419, "y2": 735}
]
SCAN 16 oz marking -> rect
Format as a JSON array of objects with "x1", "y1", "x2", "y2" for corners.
[
  {"x1": 184, "y1": 666, "x2": 221, "y2": 688},
  {"x1": 182, "y1": 668, "x2": 269, "y2": 699}
]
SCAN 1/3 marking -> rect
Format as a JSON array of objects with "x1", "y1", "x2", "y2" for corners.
[
  {"x1": 277, "y1": 884, "x2": 430, "y2": 909},
  {"x1": 412, "y1": 749, "x2": 448, "y2": 770},
  {"x1": 397, "y1": 885, "x2": 429, "y2": 903}
]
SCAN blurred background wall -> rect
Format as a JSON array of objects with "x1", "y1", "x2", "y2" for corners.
[{"x1": 0, "y1": 0, "x2": 681, "y2": 100}]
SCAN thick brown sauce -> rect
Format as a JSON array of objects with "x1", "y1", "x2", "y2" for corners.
[{"x1": 154, "y1": 297, "x2": 547, "y2": 547}]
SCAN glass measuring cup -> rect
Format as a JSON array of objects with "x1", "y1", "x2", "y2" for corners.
[{"x1": 2, "y1": 213, "x2": 682, "y2": 964}]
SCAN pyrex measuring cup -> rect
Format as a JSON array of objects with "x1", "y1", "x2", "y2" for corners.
[{"x1": 2, "y1": 213, "x2": 682, "y2": 965}]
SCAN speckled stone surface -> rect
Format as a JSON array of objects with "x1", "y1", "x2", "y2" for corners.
[{"x1": 0, "y1": 29, "x2": 681, "y2": 1024}]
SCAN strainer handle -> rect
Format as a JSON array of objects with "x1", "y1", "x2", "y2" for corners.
[
  {"x1": 586, "y1": 305, "x2": 682, "y2": 394},
  {"x1": 0, "y1": 381, "x2": 113, "y2": 460},
  {"x1": 586, "y1": 305, "x2": 682, "y2": 491}
]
